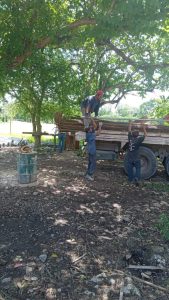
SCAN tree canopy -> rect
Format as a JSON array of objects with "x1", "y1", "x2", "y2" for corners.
[{"x1": 0, "y1": 0, "x2": 169, "y2": 144}]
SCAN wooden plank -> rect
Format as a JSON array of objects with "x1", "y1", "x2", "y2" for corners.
[
  {"x1": 57, "y1": 116, "x2": 169, "y2": 147},
  {"x1": 22, "y1": 132, "x2": 58, "y2": 136},
  {"x1": 127, "y1": 265, "x2": 165, "y2": 271}
]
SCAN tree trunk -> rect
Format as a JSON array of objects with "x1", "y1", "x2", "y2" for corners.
[
  {"x1": 35, "y1": 114, "x2": 42, "y2": 150},
  {"x1": 32, "y1": 114, "x2": 42, "y2": 150}
]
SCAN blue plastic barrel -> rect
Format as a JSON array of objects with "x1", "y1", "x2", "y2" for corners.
[{"x1": 17, "y1": 152, "x2": 37, "y2": 184}]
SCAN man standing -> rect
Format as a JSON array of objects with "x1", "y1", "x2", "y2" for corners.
[
  {"x1": 54, "y1": 112, "x2": 66, "y2": 153},
  {"x1": 85, "y1": 119, "x2": 102, "y2": 181},
  {"x1": 127, "y1": 121, "x2": 147, "y2": 186},
  {"x1": 81, "y1": 90, "x2": 103, "y2": 128}
]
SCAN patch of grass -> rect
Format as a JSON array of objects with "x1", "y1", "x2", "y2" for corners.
[
  {"x1": 144, "y1": 181, "x2": 169, "y2": 192},
  {"x1": 0, "y1": 133, "x2": 56, "y2": 145},
  {"x1": 0, "y1": 133, "x2": 34, "y2": 144},
  {"x1": 137, "y1": 228, "x2": 149, "y2": 239},
  {"x1": 156, "y1": 213, "x2": 169, "y2": 241},
  {"x1": 76, "y1": 140, "x2": 86, "y2": 157},
  {"x1": 41, "y1": 136, "x2": 58, "y2": 143}
]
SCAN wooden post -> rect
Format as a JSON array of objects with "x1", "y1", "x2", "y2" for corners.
[{"x1": 53, "y1": 134, "x2": 57, "y2": 150}]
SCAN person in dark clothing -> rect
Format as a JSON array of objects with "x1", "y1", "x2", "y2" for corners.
[
  {"x1": 58, "y1": 132, "x2": 66, "y2": 153},
  {"x1": 85, "y1": 118, "x2": 102, "y2": 181},
  {"x1": 54, "y1": 112, "x2": 66, "y2": 153},
  {"x1": 127, "y1": 121, "x2": 147, "y2": 185},
  {"x1": 81, "y1": 90, "x2": 103, "y2": 128}
]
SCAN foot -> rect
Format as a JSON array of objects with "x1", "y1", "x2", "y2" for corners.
[
  {"x1": 85, "y1": 174, "x2": 94, "y2": 181},
  {"x1": 135, "y1": 178, "x2": 140, "y2": 187}
]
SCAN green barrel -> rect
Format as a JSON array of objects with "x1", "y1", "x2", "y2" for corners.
[{"x1": 17, "y1": 152, "x2": 37, "y2": 184}]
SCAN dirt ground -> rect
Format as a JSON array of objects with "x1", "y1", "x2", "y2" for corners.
[{"x1": 0, "y1": 148, "x2": 169, "y2": 300}]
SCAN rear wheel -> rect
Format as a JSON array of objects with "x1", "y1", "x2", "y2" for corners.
[
  {"x1": 164, "y1": 156, "x2": 169, "y2": 176},
  {"x1": 124, "y1": 146, "x2": 157, "y2": 179}
]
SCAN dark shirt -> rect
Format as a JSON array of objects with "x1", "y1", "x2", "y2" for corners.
[
  {"x1": 128, "y1": 132, "x2": 145, "y2": 161},
  {"x1": 81, "y1": 95, "x2": 101, "y2": 117},
  {"x1": 86, "y1": 131, "x2": 96, "y2": 155}
]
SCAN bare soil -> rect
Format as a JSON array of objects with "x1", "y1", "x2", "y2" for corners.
[{"x1": 0, "y1": 148, "x2": 169, "y2": 300}]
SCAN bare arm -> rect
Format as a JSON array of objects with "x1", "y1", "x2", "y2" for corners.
[
  {"x1": 86, "y1": 105, "x2": 90, "y2": 114},
  {"x1": 90, "y1": 117, "x2": 97, "y2": 130},
  {"x1": 142, "y1": 124, "x2": 147, "y2": 137},
  {"x1": 96, "y1": 122, "x2": 102, "y2": 136},
  {"x1": 128, "y1": 120, "x2": 132, "y2": 132}
]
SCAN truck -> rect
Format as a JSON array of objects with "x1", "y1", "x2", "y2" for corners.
[{"x1": 55, "y1": 114, "x2": 169, "y2": 179}]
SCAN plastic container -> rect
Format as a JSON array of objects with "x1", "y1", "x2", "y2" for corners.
[{"x1": 17, "y1": 152, "x2": 37, "y2": 184}]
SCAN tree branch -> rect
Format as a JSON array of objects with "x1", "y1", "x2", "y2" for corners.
[
  {"x1": 10, "y1": 18, "x2": 96, "y2": 68},
  {"x1": 108, "y1": 41, "x2": 169, "y2": 70},
  {"x1": 68, "y1": 18, "x2": 96, "y2": 29},
  {"x1": 100, "y1": 91, "x2": 127, "y2": 107}
]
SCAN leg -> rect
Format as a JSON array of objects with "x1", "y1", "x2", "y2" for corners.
[
  {"x1": 88, "y1": 154, "x2": 96, "y2": 176},
  {"x1": 58, "y1": 133, "x2": 65, "y2": 153},
  {"x1": 127, "y1": 160, "x2": 134, "y2": 182},
  {"x1": 60, "y1": 133, "x2": 66, "y2": 152},
  {"x1": 81, "y1": 107, "x2": 91, "y2": 128},
  {"x1": 85, "y1": 154, "x2": 96, "y2": 181},
  {"x1": 86, "y1": 154, "x2": 91, "y2": 175},
  {"x1": 134, "y1": 160, "x2": 141, "y2": 181}
]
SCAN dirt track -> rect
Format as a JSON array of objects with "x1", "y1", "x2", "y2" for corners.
[{"x1": 0, "y1": 148, "x2": 169, "y2": 300}]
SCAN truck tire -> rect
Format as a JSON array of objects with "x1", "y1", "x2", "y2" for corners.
[
  {"x1": 164, "y1": 156, "x2": 169, "y2": 176},
  {"x1": 124, "y1": 146, "x2": 157, "y2": 179}
]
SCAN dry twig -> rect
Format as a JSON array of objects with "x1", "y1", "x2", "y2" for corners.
[
  {"x1": 127, "y1": 265, "x2": 165, "y2": 271},
  {"x1": 72, "y1": 253, "x2": 87, "y2": 264},
  {"x1": 113, "y1": 269, "x2": 169, "y2": 293},
  {"x1": 132, "y1": 275, "x2": 169, "y2": 293},
  {"x1": 119, "y1": 279, "x2": 124, "y2": 300}
]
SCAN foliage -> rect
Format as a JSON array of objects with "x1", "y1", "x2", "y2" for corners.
[
  {"x1": 99, "y1": 104, "x2": 140, "y2": 120},
  {"x1": 156, "y1": 213, "x2": 169, "y2": 241},
  {"x1": 138, "y1": 100, "x2": 158, "y2": 118},
  {"x1": 116, "y1": 105, "x2": 139, "y2": 119},
  {"x1": 8, "y1": 49, "x2": 82, "y2": 122},
  {"x1": 76, "y1": 140, "x2": 86, "y2": 157},
  {"x1": 0, "y1": 0, "x2": 169, "y2": 144},
  {"x1": 145, "y1": 181, "x2": 169, "y2": 192},
  {"x1": 154, "y1": 96, "x2": 169, "y2": 118}
]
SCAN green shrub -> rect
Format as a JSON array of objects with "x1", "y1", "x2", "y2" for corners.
[
  {"x1": 145, "y1": 182, "x2": 169, "y2": 192},
  {"x1": 156, "y1": 213, "x2": 169, "y2": 241},
  {"x1": 76, "y1": 140, "x2": 86, "y2": 157}
]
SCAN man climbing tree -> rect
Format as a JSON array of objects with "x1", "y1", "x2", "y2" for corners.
[{"x1": 81, "y1": 90, "x2": 104, "y2": 128}]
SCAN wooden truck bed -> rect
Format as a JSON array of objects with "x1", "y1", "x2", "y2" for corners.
[
  {"x1": 57, "y1": 116, "x2": 169, "y2": 148},
  {"x1": 55, "y1": 115, "x2": 169, "y2": 178}
]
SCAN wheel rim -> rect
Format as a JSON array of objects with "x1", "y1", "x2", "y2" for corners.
[{"x1": 140, "y1": 155, "x2": 149, "y2": 174}]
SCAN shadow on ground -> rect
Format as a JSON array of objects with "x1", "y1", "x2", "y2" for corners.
[{"x1": 0, "y1": 149, "x2": 169, "y2": 299}]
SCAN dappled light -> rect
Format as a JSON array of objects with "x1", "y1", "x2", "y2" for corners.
[
  {"x1": 54, "y1": 218, "x2": 68, "y2": 226},
  {"x1": 113, "y1": 203, "x2": 123, "y2": 222},
  {"x1": 0, "y1": 150, "x2": 169, "y2": 299},
  {"x1": 0, "y1": 0, "x2": 169, "y2": 298}
]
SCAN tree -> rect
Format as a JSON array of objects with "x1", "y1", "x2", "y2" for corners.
[
  {"x1": 0, "y1": 0, "x2": 169, "y2": 143},
  {"x1": 116, "y1": 104, "x2": 139, "y2": 119},
  {"x1": 154, "y1": 96, "x2": 169, "y2": 119},
  {"x1": 8, "y1": 49, "x2": 81, "y2": 146},
  {"x1": 137, "y1": 99, "x2": 158, "y2": 118},
  {"x1": 1, "y1": 1, "x2": 168, "y2": 74}
]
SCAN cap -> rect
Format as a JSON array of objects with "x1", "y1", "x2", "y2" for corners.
[{"x1": 96, "y1": 90, "x2": 103, "y2": 97}]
